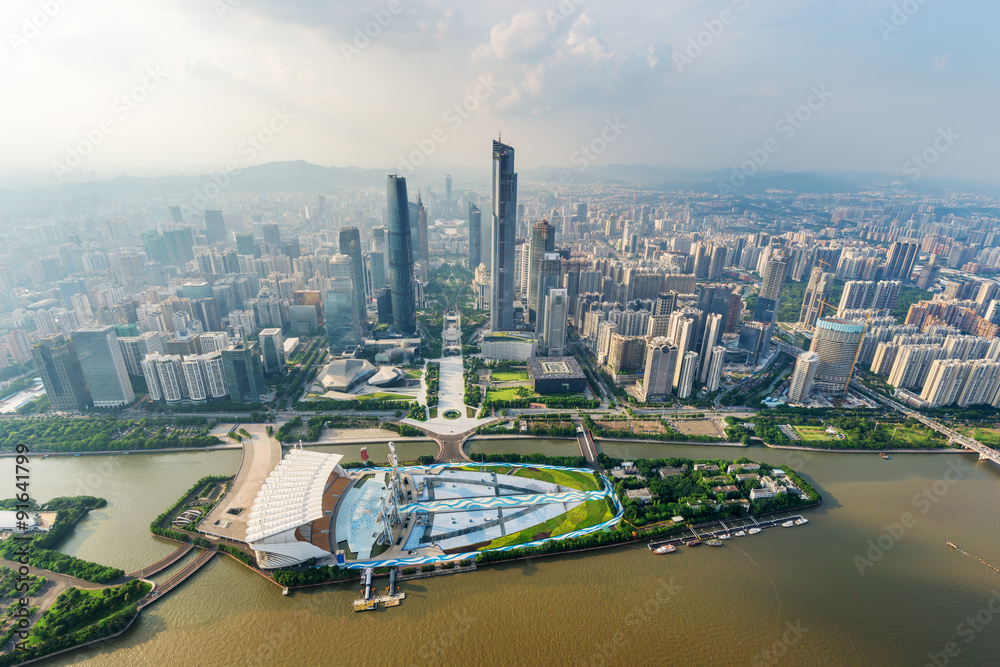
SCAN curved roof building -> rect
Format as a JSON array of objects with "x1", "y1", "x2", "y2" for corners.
[
  {"x1": 246, "y1": 449, "x2": 351, "y2": 569},
  {"x1": 810, "y1": 318, "x2": 866, "y2": 395}
]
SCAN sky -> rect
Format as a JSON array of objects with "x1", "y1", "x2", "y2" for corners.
[{"x1": 1, "y1": 0, "x2": 998, "y2": 186}]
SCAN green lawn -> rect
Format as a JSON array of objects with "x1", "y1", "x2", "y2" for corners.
[
  {"x1": 793, "y1": 425, "x2": 843, "y2": 441},
  {"x1": 480, "y1": 499, "x2": 613, "y2": 550},
  {"x1": 355, "y1": 392, "x2": 414, "y2": 402},
  {"x1": 492, "y1": 370, "x2": 529, "y2": 382},
  {"x1": 512, "y1": 467, "x2": 599, "y2": 492},
  {"x1": 405, "y1": 370, "x2": 423, "y2": 379},
  {"x1": 890, "y1": 424, "x2": 946, "y2": 445},
  {"x1": 486, "y1": 387, "x2": 526, "y2": 401}
]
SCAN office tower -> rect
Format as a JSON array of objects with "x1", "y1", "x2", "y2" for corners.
[
  {"x1": 445, "y1": 174, "x2": 453, "y2": 215},
  {"x1": 339, "y1": 227, "x2": 367, "y2": 334},
  {"x1": 118, "y1": 331, "x2": 164, "y2": 376},
  {"x1": 221, "y1": 342, "x2": 266, "y2": 402},
  {"x1": 491, "y1": 139, "x2": 517, "y2": 332},
  {"x1": 517, "y1": 242, "x2": 530, "y2": 299},
  {"x1": 32, "y1": 334, "x2": 93, "y2": 411},
  {"x1": 699, "y1": 313, "x2": 723, "y2": 384},
  {"x1": 809, "y1": 318, "x2": 866, "y2": 395},
  {"x1": 57, "y1": 278, "x2": 87, "y2": 309},
  {"x1": 799, "y1": 268, "x2": 835, "y2": 328},
  {"x1": 261, "y1": 223, "x2": 281, "y2": 247},
  {"x1": 326, "y1": 258, "x2": 360, "y2": 352},
  {"x1": 408, "y1": 201, "x2": 421, "y2": 263},
  {"x1": 469, "y1": 202, "x2": 482, "y2": 269},
  {"x1": 259, "y1": 328, "x2": 286, "y2": 375},
  {"x1": 417, "y1": 195, "x2": 429, "y2": 281},
  {"x1": 534, "y1": 253, "x2": 562, "y2": 339},
  {"x1": 540, "y1": 288, "x2": 568, "y2": 356},
  {"x1": 205, "y1": 210, "x2": 226, "y2": 244},
  {"x1": 708, "y1": 245, "x2": 726, "y2": 279},
  {"x1": 235, "y1": 232, "x2": 257, "y2": 257},
  {"x1": 739, "y1": 321, "x2": 770, "y2": 366},
  {"x1": 641, "y1": 337, "x2": 677, "y2": 402},
  {"x1": 654, "y1": 291, "x2": 677, "y2": 318},
  {"x1": 169, "y1": 206, "x2": 183, "y2": 223},
  {"x1": 885, "y1": 241, "x2": 919, "y2": 281},
  {"x1": 677, "y1": 351, "x2": 699, "y2": 399},
  {"x1": 706, "y1": 346, "x2": 726, "y2": 392},
  {"x1": 375, "y1": 287, "x2": 393, "y2": 324},
  {"x1": 363, "y1": 251, "x2": 387, "y2": 301},
  {"x1": 386, "y1": 175, "x2": 417, "y2": 336},
  {"x1": 753, "y1": 256, "x2": 788, "y2": 325},
  {"x1": 788, "y1": 351, "x2": 820, "y2": 402},
  {"x1": 528, "y1": 219, "x2": 555, "y2": 324},
  {"x1": 371, "y1": 226, "x2": 387, "y2": 255},
  {"x1": 71, "y1": 325, "x2": 134, "y2": 407}
]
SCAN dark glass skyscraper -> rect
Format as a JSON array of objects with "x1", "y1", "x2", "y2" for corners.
[
  {"x1": 33, "y1": 334, "x2": 93, "y2": 411},
  {"x1": 491, "y1": 139, "x2": 517, "y2": 332},
  {"x1": 205, "y1": 210, "x2": 226, "y2": 244},
  {"x1": 468, "y1": 202, "x2": 481, "y2": 269},
  {"x1": 339, "y1": 226, "x2": 367, "y2": 334},
  {"x1": 386, "y1": 175, "x2": 417, "y2": 336},
  {"x1": 528, "y1": 219, "x2": 555, "y2": 324}
]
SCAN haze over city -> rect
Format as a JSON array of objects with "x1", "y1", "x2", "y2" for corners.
[{"x1": 2, "y1": 0, "x2": 998, "y2": 185}]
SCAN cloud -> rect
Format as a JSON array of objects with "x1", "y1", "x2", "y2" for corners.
[
  {"x1": 933, "y1": 53, "x2": 949, "y2": 71},
  {"x1": 474, "y1": 9, "x2": 667, "y2": 115}
]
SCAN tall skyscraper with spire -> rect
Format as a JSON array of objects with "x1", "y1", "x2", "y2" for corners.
[
  {"x1": 491, "y1": 139, "x2": 517, "y2": 331},
  {"x1": 386, "y1": 176, "x2": 417, "y2": 336}
]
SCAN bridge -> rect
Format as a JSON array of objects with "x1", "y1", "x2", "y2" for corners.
[
  {"x1": 127, "y1": 543, "x2": 194, "y2": 579},
  {"x1": 139, "y1": 548, "x2": 217, "y2": 610},
  {"x1": 850, "y1": 380, "x2": 1000, "y2": 466}
]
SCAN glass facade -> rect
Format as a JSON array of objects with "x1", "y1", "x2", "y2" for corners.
[{"x1": 386, "y1": 175, "x2": 416, "y2": 336}]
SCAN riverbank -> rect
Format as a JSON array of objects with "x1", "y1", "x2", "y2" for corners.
[
  {"x1": 761, "y1": 442, "x2": 968, "y2": 454},
  {"x1": 0, "y1": 443, "x2": 243, "y2": 458},
  {"x1": 594, "y1": 437, "x2": 746, "y2": 447}
]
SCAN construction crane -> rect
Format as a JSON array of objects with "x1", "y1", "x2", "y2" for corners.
[{"x1": 842, "y1": 307, "x2": 893, "y2": 397}]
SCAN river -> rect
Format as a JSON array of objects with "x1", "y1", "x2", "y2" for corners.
[{"x1": 7, "y1": 439, "x2": 1000, "y2": 666}]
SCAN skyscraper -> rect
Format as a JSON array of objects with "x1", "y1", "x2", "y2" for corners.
[
  {"x1": 339, "y1": 227, "x2": 367, "y2": 335},
  {"x1": 32, "y1": 334, "x2": 93, "y2": 411},
  {"x1": 540, "y1": 288, "x2": 568, "y2": 356},
  {"x1": 259, "y1": 328, "x2": 286, "y2": 375},
  {"x1": 810, "y1": 318, "x2": 866, "y2": 395},
  {"x1": 71, "y1": 325, "x2": 134, "y2": 407},
  {"x1": 386, "y1": 175, "x2": 417, "y2": 336},
  {"x1": 221, "y1": 342, "x2": 266, "y2": 403},
  {"x1": 788, "y1": 351, "x2": 820, "y2": 402},
  {"x1": 528, "y1": 219, "x2": 555, "y2": 324},
  {"x1": 640, "y1": 337, "x2": 677, "y2": 402},
  {"x1": 799, "y1": 268, "x2": 835, "y2": 328},
  {"x1": 445, "y1": 174, "x2": 453, "y2": 215},
  {"x1": 491, "y1": 139, "x2": 517, "y2": 332},
  {"x1": 699, "y1": 313, "x2": 723, "y2": 384},
  {"x1": 885, "y1": 241, "x2": 919, "y2": 282},
  {"x1": 753, "y1": 256, "x2": 788, "y2": 325},
  {"x1": 468, "y1": 202, "x2": 482, "y2": 269},
  {"x1": 326, "y1": 255, "x2": 360, "y2": 351},
  {"x1": 417, "y1": 195, "x2": 430, "y2": 281},
  {"x1": 205, "y1": 210, "x2": 226, "y2": 245},
  {"x1": 534, "y1": 253, "x2": 562, "y2": 338}
]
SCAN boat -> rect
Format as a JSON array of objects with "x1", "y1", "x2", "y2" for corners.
[
  {"x1": 781, "y1": 520, "x2": 795, "y2": 527},
  {"x1": 747, "y1": 527, "x2": 761, "y2": 535},
  {"x1": 880, "y1": 452, "x2": 891, "y2": 460},
  {"x1": 706, "y1": 539, "x2": 723, "y2": 547},
  {"x1": 734, "y1": 531, "x2": 746, "y2": 537},
  {"x1": 718, "y1": 533, "x2": 731, "y2": 540},
  {"x1": 686, "y1": 540, "x2": 703, "y2": 547},
  {"x1": 794, "y1": 518, "x2": 808, "y2": 526},
  {"x1": 654, "y1": 544, "x2": 677, "y2": 554}
]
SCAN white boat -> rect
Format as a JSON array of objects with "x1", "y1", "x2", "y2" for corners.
[
  {"x1": 654, "y1": 544, "x2": 677, "y2": 554},
  {"x1": 734, "y1": 531, "x2": 746, "y2": 537},
  {"x1": 747, "y1": 527, "x2": 761, "y2": 535},
  {"x1": 718, "y1": 533, "x2": 731, "y2": 540},
  {"x1": 794, "y1": 518, "x2": 808, "y2": 526},
  {"x1": 781, "y1": 520, "x2": 795, "y2": 527}
]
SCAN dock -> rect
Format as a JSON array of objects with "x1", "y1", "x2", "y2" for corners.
[
  {"x1": 648, "y1": 514, "x2": 807, "y2": 551},
  {"x1": 352, "y1": 567, "x2": 406, "y2": 611}
]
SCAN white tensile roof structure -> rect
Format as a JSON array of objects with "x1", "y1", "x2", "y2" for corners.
[{"x1": 246, "y1": 448, "x2": 345, "y2": 569}]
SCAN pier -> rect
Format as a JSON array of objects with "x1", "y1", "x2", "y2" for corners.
[
  {"x1": 648, "y1": 514, "x2": 807, "y2": 550},
  {"x1": 352, "y1": 567, "x2": 406, "y2": 611},
  {"x1": 139, "y1": 548, "x2": 217, "y2": 609}
]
